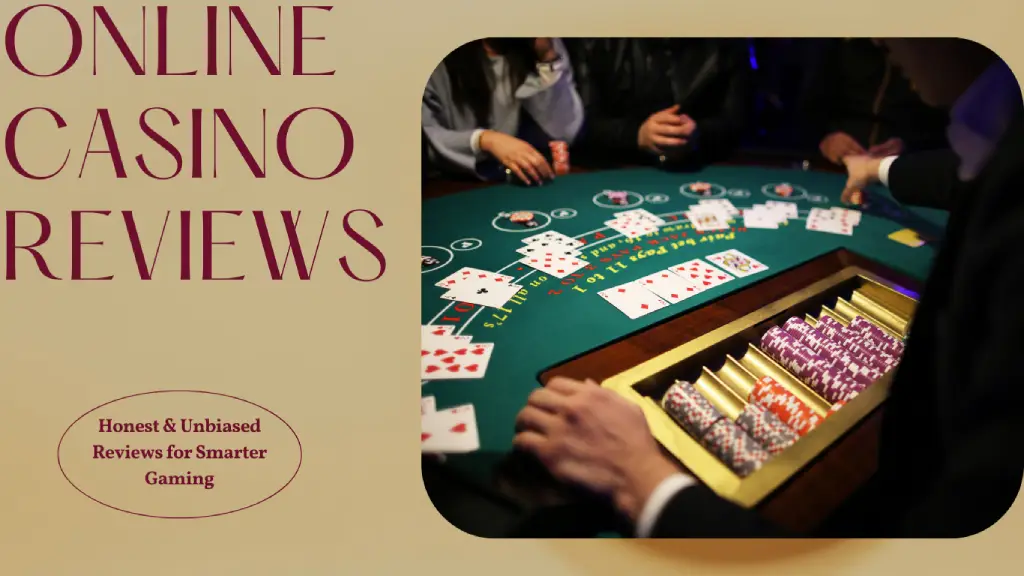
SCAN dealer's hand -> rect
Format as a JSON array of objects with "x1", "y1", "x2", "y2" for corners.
[
  {"x1": 638, "y1": 105, "x2": 696, "y2": 154},
  {"x1": 841, "y1": 154, "x2": 884, "y2": 204},
  {"x1": 480, "y1": 130, "x2": 554, "y2": 185},
  {"x1": 513, "y1": 377, "x2": 681, "y2": 522}
]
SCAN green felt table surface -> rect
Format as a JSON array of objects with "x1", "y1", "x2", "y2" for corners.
[{"x1": 421, "y1": 165, "x2": 944, "y2": 491}]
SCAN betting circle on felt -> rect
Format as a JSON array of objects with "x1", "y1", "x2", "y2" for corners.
[{"x1": 421, "y1": 166, "x2": 945, "y2": 502}]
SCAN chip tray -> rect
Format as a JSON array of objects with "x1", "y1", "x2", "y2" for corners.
[{"x1": 601, "y1": 265, "x2": 917, "y2": 508}]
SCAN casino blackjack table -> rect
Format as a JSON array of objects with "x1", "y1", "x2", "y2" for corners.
[{"x1": 420, "y1": 165, "x2": 947, "y2": 537}]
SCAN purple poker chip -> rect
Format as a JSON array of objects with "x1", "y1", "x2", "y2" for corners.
[
  {"x1": 816, "y1": 316, "x2": 895, "y2": 373},
  {"x1": 783, "y1": 318, "x2": 883, "y2": 385},
  {"x1": 849, "y1": 316, "x2": 905, "y2": 357},
  {"x1": 759, "y1": 326, "x2": 857, "y2": 404}
]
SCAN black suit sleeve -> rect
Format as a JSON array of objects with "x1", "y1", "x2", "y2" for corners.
[
  {"x1": 677, "y1": 40, "x2": 753, "y2": 166},
  {"x1": 894, "y1": 200, "x2": 1024, "y2": 536},
  {"x1": 564, "y1": 39, "x2": 645, "y2": 162},
  {"x1": 886, "y1": 149, "x2": 961, "y2": 210},
  {"x1": 649, "y1": 484, "x2": 790, "y2": 537}
]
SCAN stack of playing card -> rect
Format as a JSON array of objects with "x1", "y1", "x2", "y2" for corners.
[
  {"x1": 743, "y1": 201, "x2": 797, "y2": 229},
  {"x1": 421, "y1": 325, "x2": 495, "y2": 381},
  {"x1": 604, "y1": 209, "x2": 666, "y2": 239},
  {"x1": 435, "y1": 266, "x2": 523, "y2": 307},
  {"x1": 517, "y1": 231, "x2": 589, "y2": 278},
  {"x1": 421, "y1": 396, "x2": 479, "y2": 454},
  {"x1": 685, "y1": 202, "x2": 733, "y2": 232},
  {"x1": 806, "y1": 207, "x2": 861, "y2": 236},
  {"x1": 599, "y1": 259, "x2": 737, "y2": 320}
]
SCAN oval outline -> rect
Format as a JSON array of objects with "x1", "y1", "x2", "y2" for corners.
[{"x1": 57, "y1": 389, "x2": 302, "y2": 520}]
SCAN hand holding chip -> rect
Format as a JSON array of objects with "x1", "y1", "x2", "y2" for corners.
[
  {"x1": 841, "y1": 154, "x2": 883, "y2": 205},
  {"x1": 479, "y1": 130, "x2": 554, "y2": 185}
]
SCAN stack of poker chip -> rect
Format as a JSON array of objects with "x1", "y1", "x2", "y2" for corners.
[
  {"x1": 759, "y1": 326, "x2": 862, "y2": 403},
  {"x1": 690, "y1": 182, "x2": 713, "y2": 196},
  {"x1": 605, "y1": 190, "x2": 630, "y2": 205},
  {"x1": 549, "y1": 141, "x2": 569, "y2": 176},
  {"x1": 661, "y1": 382, "x2": 769, "y2": 476},
  {"x1": 848, "y1": 316, "x2": 905, "y2": 358},
  {"x1": 782, "y1": 318, "x2": 884, "y2": 385},
  {"x1": 509, "y1": 211, "x2": 537, "y2": 228},
  {"x1": 816, "y1": 315, "x2": 897, "y2": 373},
  {"x1": 748, "y1": 376, "x2": 824, "y2": 436},
  {"x1": 735, "y1": 402, "x2": 799, "y2": 456},
  {"x1": 774, "y1": 183, "x2": 794, "y2": 197}
]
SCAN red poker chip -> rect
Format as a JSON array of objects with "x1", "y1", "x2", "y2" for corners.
[{"x1": 509, "y1": 211, "x2": 534, "y2": 223}]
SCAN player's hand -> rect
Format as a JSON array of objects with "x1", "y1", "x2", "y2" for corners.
[
  {"x1": 819, "y1": 131, "x2": 867, "y2": 165},
  {"x1": 841, "y1": 154, "x2": 883, "y2": 204},
  {"x1": 479, "y1": 130, "x2": 554, "y2": 185},
  {"x1": 637, "y1": 105, "x2": 695, "y2": 154},
  {"x1": 513, "y1": 377, "x2": 682, "y2": 522},
  {"x1": 533, "y1": 38, "x2": 557, "y2": 63},
  {"x1": 867, "y1": 137, "x2": 904, "y2": 158}
]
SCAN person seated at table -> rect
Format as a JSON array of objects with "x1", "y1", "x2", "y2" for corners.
[
  {"x1": 798, "y1": 38, "x2": 950, "y2": 165},
  {"x1": 422, "y1": 38, "x2": 584, "y2": 186},
  {"x1": 513, "y1": 38, "x2": 1024, "y2": 538},
  {"x1": 563, "y1": 38, "x2": 752, "y2": 170}
]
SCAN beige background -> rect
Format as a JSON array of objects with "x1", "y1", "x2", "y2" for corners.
[{"x1": 0, "y1": 0, "x2": 1021, "y2": 573}]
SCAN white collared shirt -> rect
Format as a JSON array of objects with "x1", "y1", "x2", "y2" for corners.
[{"x1": 635, "y1": 59, "x2": 1021, "y2": 538}]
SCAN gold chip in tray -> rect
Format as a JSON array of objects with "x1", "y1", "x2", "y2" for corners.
[{"x1": 601, "y1": 266, "x2": 917, "y2": 508}]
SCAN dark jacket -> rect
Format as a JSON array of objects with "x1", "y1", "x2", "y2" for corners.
[
  {"x1": 651, "y1": 109, "x2": 1024, "y2": 538},
  {"x1": 564, "y1": 38, "x2": 752, "y2": 169},
  {"x1": 798, "y1": 38, "x2": 950, "y2": 154}
]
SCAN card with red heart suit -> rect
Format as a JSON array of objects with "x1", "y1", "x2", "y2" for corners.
[
  {"x1": 667, "y1": 259, "x2": 734, "y2": 290},
  {"x1": 435, "y1": 266, "x2": 515, "y2": 289},
  {"x1": 421, "y1": 343, "x2": 495, "y2": 380},
  {"x1": 421, "y1": 404, "x2": 479, "y2": 453}
]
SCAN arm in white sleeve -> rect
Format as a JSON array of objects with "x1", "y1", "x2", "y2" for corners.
[
  {"x1": 635, "y1": 473, "x2": 698, "y2": 537},
  {"x1": 877, "y1": 155, "x2": 898, "y2": 187},
  {"x1": 516, "y1": 38, "x2": 585, "y2": 144}
]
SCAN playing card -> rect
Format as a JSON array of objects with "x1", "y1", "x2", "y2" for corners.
[
  {"x1": 807, "y1": 208, "x2": 854, "y2": 235},
  {"x1": 667, "y1": 259, "x2": 734, "y2": 289},
  {"x1": 421, "y1": 342, "x2": 495, "y2": 380},
  {"x1": 598, "y1": 283, "x2": 669, "y2": 319},
  {"x1": 421, "y1": 396, "x2": 436, "y2": 415},
  {"x1": 634, "y1": 270, "x2": 703, "y2": 304},
  {"x1": 699, "y1": 199, "x2": 739, "y2": 216},
  {"x1": 765, "y1": 201, "x2": 798, "y2": 219},
  {"x1": 615, "y1": 208, "x2": 666, "y2": 226},
  {"x1": 706, "y1": 249, "x2": 769, "y2": 278},
  {"x1": 518, "y1": 254, "x2": 589, "y2": 278},
  {"x1": 421, "y1": 325, "x2": 454, "y2": 339},
  {"x1": 685, "y1": 206, "x2": 730, "y2": 231},
  {"x1": 830, "y1": 206, "x2": 862, "y2": 225},
  {"x1": 515, "y1": 244, "x2": 581, "y2": 257},
  {"x1": 421, "y1": 404, "x2": 480, "y2": 453},
  {"x1": 441, "y1": 279, "x2": 522, "y2": 308},
  {"x1": 522, "y1": 231, "x2": 584, "y2": 248},
  {"x1": 742, "y1": 206, "x2": 782, "y2": 229},
  {"x1": 605, "y1": 218, "x2": 660, "y2": 239},
  {"x1": 435, "y1": 267, "x2": 515, "y2": 289}
]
